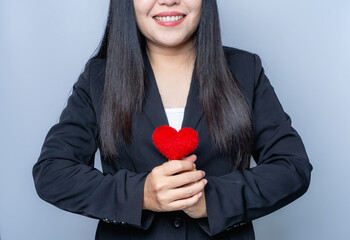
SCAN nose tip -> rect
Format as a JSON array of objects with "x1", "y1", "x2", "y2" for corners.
[{"x1": 157, "y1": 0, "x2": 181, "y2": 6}]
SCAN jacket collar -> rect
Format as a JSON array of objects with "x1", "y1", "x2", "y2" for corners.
[{"x1": 142, "y1": 50, "x2": 204, "y2": 131}]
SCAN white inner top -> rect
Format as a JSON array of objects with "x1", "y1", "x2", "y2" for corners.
[{"x1": 164, "y1": 108, "x2": 185, "y2": 131}]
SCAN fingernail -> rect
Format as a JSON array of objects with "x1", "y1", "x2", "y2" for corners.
[
  {"x1": 203, "y1": 179, "x2": 208, "y2": 185},
  {"x1": 193, "y1": 163, "x2": 196, "y2": 168}
]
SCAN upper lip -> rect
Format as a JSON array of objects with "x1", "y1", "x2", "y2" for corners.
[{"x1": 153, "y1": 11, "x2": 186, "y2": 17}]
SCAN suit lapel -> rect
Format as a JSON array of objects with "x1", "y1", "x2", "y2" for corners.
[
  {"x1": 142, "y1": 50, "x2": 204, "y2": 131},
  {"x1": 142, "y1": 51, "x2": 169, "y2": 128},
  {"x1": 181, "y1": 66, "x2": 204, "y2": 130}
]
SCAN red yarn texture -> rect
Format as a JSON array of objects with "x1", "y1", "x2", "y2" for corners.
[{"x1": 152, "y1": 125, "x2": 198, "y2": 160}]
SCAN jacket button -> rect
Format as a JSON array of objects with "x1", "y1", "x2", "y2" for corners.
[
  {"x1": 102, "y1": 218, "x2": 110, "y2": 223},
  {"x1": 173, "y1": 217, "x2": 183, "y2": 228}
]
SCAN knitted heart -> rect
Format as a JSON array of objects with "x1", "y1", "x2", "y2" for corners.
[{"x1": 152, "y1": 125, "x2": 198, "y2": 160}]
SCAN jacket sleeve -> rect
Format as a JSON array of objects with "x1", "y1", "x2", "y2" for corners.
[
  {"x1": 194, "y1": 53, "x2": 313, "y2": 237},
  {"x1": 32, "y1": 59, "x2": 155, "y2": 230}
]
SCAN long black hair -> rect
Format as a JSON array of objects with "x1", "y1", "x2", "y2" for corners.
[{"x1": 90, "y1": 0, "x2": 254, "y2": 170}]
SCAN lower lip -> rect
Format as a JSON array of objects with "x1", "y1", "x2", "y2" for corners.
[{"x1": 153, "y1": 16, "x2": 186, "y2": 27}]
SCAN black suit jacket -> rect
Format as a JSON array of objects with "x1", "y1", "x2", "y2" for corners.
[{"x1": 32, "y1": 46, "x2": 313, "y2": 240}]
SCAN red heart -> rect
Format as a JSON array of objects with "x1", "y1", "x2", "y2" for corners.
[{"x1": 152, "y1": 125, "x2": 198, "y2": 160}]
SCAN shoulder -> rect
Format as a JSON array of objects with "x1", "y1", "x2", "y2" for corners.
[
  {"x1": 79, "y1": 57, "x2": 106, "y2": 112},
  {"x1": 223, "y1": 45, "x2": 260, "y2": 74},
  {"x1": 223, "y1": 45, "x2": 255, "y2": 60},
  {"x1": 77, "y1": 57, "x2": 106, "y2": 89},
  {"x1": 87, "y1": 57, "x2": 106, "y2": 77},
  {"x1": 84, "y1": 57, "x2": 106, "y2": 87},
  {"x1": 222, "y1": 46, "x2": 263, "y2": 100}
]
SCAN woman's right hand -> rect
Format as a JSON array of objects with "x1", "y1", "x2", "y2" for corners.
[{"x1": 143, "y1": 154, "x2": 207, "y2": 212}]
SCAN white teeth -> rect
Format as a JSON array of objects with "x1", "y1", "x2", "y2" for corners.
[{"x1": 154, "y1": 15, "x2": 185, "y2": 22}]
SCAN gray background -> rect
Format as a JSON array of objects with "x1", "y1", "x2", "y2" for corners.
[{"x1": 1, "y1": 0, "x2": 349, "y2": 239}]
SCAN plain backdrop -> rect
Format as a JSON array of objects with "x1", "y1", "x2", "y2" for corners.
[{"x1": 1, "y1": 0, "x2": 349, "y2": 239}]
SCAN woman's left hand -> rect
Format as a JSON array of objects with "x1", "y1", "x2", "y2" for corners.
[
  {"x1": 178, "y1": 156, "x2": 208, "y2": 219},
  {"x1": 182, "y1": 185, "x2": 208, "y2": 219}
]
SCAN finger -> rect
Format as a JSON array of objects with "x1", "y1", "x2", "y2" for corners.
[
  {"x1": 176, "y1": 165, "x2": 197, "y2": 175},
  {"x1": 167, "y1": 191, "x2": 202, "y2": 211},
  {"x1": 167, "y1": 179, "x2": 207, "y2": 201},
  {"x1": 180, "y1": 181, "x2": 196, "y2": 188},
  {"x1": 162, "y1": 160, "x2": 195, "y2": 176},
  {"x1": 168, "y1": 170, "x2": 205, "y2": 189},
  {"x1": 177, "y1": 155, "x2": 197, "y2": 174},
  {"x1": 181, "y1": 154, "x2": 197, "y2": 163}
]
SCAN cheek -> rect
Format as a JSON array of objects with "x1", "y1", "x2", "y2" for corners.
[
  {"x1": 133, "y1": 0, "x2": 154, "y2": 16},
  {"x1": 195, "y1": 0, "x2": 203, "y2": 10},
  {"x1": 186, "y1": 0, "x2": 202, "y2": 13},
  {"x1": 133, "y1": 0, "x2": 154, "y2": 33},
  {"x1": 186, "y1": 0, "x2": 202, "y2": 24}
]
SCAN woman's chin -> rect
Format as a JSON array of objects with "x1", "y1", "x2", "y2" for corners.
[{"x1": 147, "y1": 37, "x2": 194, "y2": 50}]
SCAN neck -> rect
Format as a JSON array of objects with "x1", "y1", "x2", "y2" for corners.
[{"x1": 146, "y1": 38, "x2": 196, "y2": 71}]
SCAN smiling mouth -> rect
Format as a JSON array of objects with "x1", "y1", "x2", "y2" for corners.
[{"x1": 153, "y1": 15, "x2": 185, "y2": 23}]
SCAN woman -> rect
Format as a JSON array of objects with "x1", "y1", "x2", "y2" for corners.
[{"x1": 32, "y1": 0, "x2": 313, "y2": 239}]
